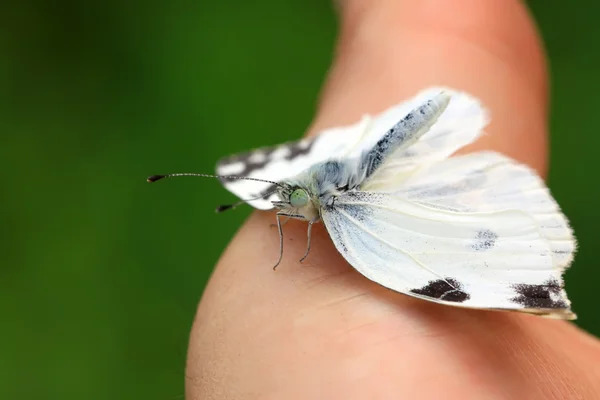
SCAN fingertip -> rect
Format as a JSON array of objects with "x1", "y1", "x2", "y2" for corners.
[{"x1": 317, "y1": 0, "x2": 548, "y2": 175}]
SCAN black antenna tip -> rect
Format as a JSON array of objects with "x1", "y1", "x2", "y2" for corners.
[
  {"x1": 215, "y1": 204, "x2": 234, "y2": 213},
  {"x1": 147, "y1": 174, "x2": 166, "y2": 183}
]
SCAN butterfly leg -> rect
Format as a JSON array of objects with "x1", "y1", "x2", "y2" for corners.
[
  {"x1": 299, "y1": 217, "x2": 319, "y2": 264},
  {"x1": 272, "y1": 212, "x2": 304, "y2": 270},
  {"x1": 272, "y1": 212, "x2": 286, "y2": 270},
  {"x1": 270, "y1": 215, "x2": 291, "y2": 229}
]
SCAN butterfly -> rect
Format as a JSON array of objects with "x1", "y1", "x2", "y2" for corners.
[{"x1": 149, "y1": 87, "x2": 577, "y2": 319}]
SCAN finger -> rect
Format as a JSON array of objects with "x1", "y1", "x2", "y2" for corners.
[
  {"x1": 187, "y1": 1, "x2": 600, "y2": 399},
  {"x1": 315, "y1": 0, "x2": 548, "y2": 174}
]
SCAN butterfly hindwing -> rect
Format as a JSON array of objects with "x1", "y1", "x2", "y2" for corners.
[
  {"x1": 362, "y1": 88, "x2": 489, "y2": 191},
  {"x1": 395, "y1": 151, "x2": 576, "y2": 268}
]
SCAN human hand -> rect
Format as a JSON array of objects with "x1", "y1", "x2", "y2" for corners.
[{"x1": 186, "y1": 1, "x2": 600, "y2": 398}]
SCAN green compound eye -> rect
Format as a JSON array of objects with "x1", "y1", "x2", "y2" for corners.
[{"x1": 290, "y1": 188, "x2": 309, "y2": 208}]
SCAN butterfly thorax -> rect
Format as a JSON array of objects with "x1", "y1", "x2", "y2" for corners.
[{"x1": 273, "y1": 159, "x2": 362, "y2": 220}]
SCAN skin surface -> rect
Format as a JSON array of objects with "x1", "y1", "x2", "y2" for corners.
[{"x1": 187, "y1": 1, "x2": 600, "y2": 399}]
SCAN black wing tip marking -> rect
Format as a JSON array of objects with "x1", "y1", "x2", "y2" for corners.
[
  {"x1": 410, "y1": 278, "x2": 470, "y2": 303},
  {"x1": 510, "y1": 279, "x2": 569, "y2": 309}
]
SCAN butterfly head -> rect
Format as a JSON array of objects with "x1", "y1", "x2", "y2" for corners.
[
  {"x1": 289, "y1": 188, "x2": 309, "y2": 208},
  {"x1": 272, "y1": 183, "x2": 320, "y2": 220}
]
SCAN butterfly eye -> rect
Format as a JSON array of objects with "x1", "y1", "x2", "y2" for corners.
[{"x1": 290, "y1": 188, "x2": 309, "y2": 208}]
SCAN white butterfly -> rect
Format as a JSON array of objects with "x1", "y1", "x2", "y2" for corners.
[{"x1": 151, "y1": 87, "x2": 577, "y2": 319}]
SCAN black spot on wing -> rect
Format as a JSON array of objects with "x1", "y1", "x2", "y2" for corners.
[
  {"x1": 410, "y1": 278, "x2": 470, "y2": 303},
  {"x1": 471, "y1": 229, "x2": 498, "y2": 251},
  {"x1": 510, "y1": 279, "x2": 568, "y2": 309},
  {"x1": 217, "y1": 139, "x2": 316, "y2": 182}
]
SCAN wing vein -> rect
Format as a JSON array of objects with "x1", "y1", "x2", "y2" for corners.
[{"x1": 335, "y1": 208, "x2": 447, "y2": 282}]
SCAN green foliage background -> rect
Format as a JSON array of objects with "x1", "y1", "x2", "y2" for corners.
[{"x1": 0, "y1": 1, "x2": 597, "y2": 398}]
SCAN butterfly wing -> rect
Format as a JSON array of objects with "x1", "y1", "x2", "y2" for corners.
[
  {"x1": 215, "y1": 119, "x2": 370, "y2": 209},
  {"x1": 393, "y1": 151, "x2": 576, "y2": 269},
  {"x1": 216, "y1": 87, "x2": 476, "y2": 209},
  {"x1": 362, "y1": 88, "x2": 489, "y2": 191},
  {"x1": 321, "y1": 182, "x2": 575, "y2": 319}
]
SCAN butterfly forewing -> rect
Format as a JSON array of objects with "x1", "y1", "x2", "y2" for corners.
[{"x1": 321, "y1": 190, "x2": 575, "y2": 318}]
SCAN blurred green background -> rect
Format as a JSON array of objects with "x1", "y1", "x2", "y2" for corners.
[{"x1": 0, "y1": 1, "x2": 598, "y2": 399}]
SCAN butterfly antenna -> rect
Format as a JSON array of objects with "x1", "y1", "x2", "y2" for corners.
[
  {"x1": 146, "y1": 173, "x2": 283, "y2": 213},
  {"x1": 147, "y1": 172, "x2": 283, "y2": 187}
]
